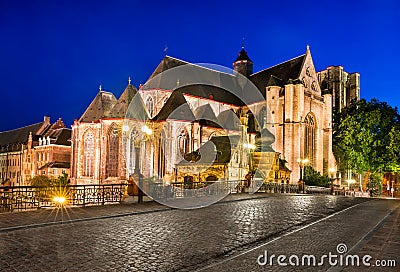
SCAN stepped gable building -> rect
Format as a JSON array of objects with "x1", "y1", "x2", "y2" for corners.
[
  {"x1": 71, "y1": 46, "x2": 359, "y2": 186},
  {"x1": 0, "y1": 117, "x2": 71, "y2": 186}
]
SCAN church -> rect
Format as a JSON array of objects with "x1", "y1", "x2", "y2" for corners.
[{"x1": 70, "y1": 46, "x2": 359, "y2": 187}]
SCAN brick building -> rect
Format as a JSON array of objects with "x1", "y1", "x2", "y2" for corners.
[{"x1": 0, "y1": 117, "x2": 71, "y2": 186}]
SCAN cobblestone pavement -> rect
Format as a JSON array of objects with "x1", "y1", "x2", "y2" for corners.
[{"x1": 0, "y1": 194, "x2": 382, "y2": 272}]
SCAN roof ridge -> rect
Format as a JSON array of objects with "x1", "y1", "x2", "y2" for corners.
[
  {"x1": 251, "y1": 54, "x2": 306, "y2": 76},
  {"x1": 0, "y1": 121, "x2": 43, "y2": 134},
  {"x1": 165, "y1": 55, "x2": 235, "y2": 77}
]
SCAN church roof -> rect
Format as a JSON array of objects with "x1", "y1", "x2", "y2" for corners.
[
  {"x1": 234, "y1": 47, "x2": 252, "y2": 62},
  {"x1": 153, "y1": 91, "x2": 195, "y2": 122},
  {"x1": 194, "y1": 104, "x2": 222, "y2": 128},
  {"x1": 217, "y1": 109, "x2": 241, "y2": 131},
  {"x1": 0, "y1": 122, "x2": 46, "y2": 147},
  {"x1": 125, "y1": 92, "x2": 150, "y2": 121},
  {"x1": 179, "y1": 135, "x2": 239, "y2": 165},
  {"x1": 110, "y1": 84, "x2": 138, "y2": 118},
  {"x1": 147, "y1": 55, "x2": 187, "y2": 81},
  {"x1": 250, "y1": 54, "x2": 305, "y2": 94},
  {"x1": 79, "y1": 91, "x2": 117, "y2": 122}
]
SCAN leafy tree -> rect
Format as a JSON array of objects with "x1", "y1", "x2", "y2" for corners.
[
  {"x1": 53, "y1": 173, "x2": 69, "y2": 187},
  {"x1": 29, "y1": 175, "x2": 52, "y2": 187},
  {"x1": 304, "y1": 166, "x2": 330, "y2": 187},
  {"x1": 333, "y1": 98, "x2": 400, "y2": 190}
]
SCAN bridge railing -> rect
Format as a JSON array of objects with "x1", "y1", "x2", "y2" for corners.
[{"x1": 0, "y1": 184, "x2": 126, "y2": 212}]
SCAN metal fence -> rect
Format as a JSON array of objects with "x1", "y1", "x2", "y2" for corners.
[{"x1": 0, "y1": 184, "x2": 126, "y2": 212}]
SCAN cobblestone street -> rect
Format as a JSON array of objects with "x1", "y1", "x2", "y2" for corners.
[{"x1": 0, "y1": 194, "x2": 398, "y2": 272}]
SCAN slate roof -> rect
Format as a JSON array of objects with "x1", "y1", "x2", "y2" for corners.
[
  {"x1": 79, "y1": 91, "x2": 117, "y2": 122},
  {"x1": 179, "y1": 135, "x2": 239, "y2": 165},
  {"x1": 249, "y1": 54, "x2": 305, "y2": 95},
  {"x1": 44, "y1": 128, "x2": 71, "y2": 146},
  {"x1": 145, "y1": 52, "x2": 306, "y2": 106},
  {"x1": 125, "y1": 92, "x2": 150, "y2": 121},
  {"x1": 217, "y1": 109, "x2": 241, "y2": 131},
  {"x1": 152, "y1": 91, "x2": 195, "y2": 122},
  {"x1": 110, "y1": 84, "x2": 138, "y2": 118},
  {"x1": 194, "y1": 104, "x2": 222, "y2": 129},
  {"x1": 234, "y1": 47, "x2": 252, "y2": 62},
  {"x1": 38, "y1": 161, "x2": 71, "y2": 170},
  {"x1": 0, "y1": 122, "x2": 46, "y2": 147}
]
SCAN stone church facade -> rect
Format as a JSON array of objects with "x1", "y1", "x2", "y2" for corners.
[{"x1": 70, "y1": 47, "x2": 359, "y2": 186}]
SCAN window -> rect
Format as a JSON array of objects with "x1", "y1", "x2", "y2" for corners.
[
  {"x1": 128, "y1": 128, "x2": 139, "y2": 174},
  {"x1": 157, "y1": 135, "x2": 166, "y2": 177},
  {"x1": 304, "y1": 114, "x2": 316, "y2": 167},
  {"x1": 83, "y1": 131, "x2": 95, "y2": 177},
  {"x1": 145, "y1": 96, "x2": 154, "y2": 117},
  {"x1": 259, "y1": 107, "x2": 266, "y2": 129},
  {"x1": 53, "y1": 169, "x2": 58, "y2": 175},
  {"x1": 178, "y1": 128, "x2": 190, "y2": 157},
  {"x1": 107, "y1": 126, "x2": 120, "y2": 177}
]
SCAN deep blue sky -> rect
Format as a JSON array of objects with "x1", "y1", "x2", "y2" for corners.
[{"x1": 0, "y1": 0, "x2": 399, "y2": 131}]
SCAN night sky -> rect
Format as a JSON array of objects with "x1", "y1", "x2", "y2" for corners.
[{"x1": 0, "y1": 0, "x2": 399, "y2": 131}]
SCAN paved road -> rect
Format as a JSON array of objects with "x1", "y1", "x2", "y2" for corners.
[{"x1": 0, "y1": 195, "x2": 397, "y2": 272}]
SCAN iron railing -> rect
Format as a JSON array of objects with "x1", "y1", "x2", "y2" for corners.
[{"x1": 0, "y1": 184, "x2": 126, "y2": 212}]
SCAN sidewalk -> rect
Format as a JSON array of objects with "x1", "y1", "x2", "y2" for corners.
[{"x1": 347, "y1": 205, "x2": 400, "y2": 271}]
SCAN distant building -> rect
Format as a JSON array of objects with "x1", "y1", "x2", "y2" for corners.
[
  {"x1": 71, "y1": 46, "x2": 358, "y2": 186},
  {"x1": 0, "y1": 117, "x2": 71, "y2": 186}
]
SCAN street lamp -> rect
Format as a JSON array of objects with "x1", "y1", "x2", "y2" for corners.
[
  {"x1": 329, "y1": 167, "x2": 336, "y2": 195},
  {"x1": 391, "y1": 180, "x2": 395, "y2": 198},
  {"x1": 297, "y1": 158, "x2": 309, "y2": 193},
  {"x1": 135, "y1": 124, "x2": 153, "y2": 203}
]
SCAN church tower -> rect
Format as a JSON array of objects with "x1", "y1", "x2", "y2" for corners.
[{"x1": 233, "y1": 47, "x2": 253, "y2": 77}]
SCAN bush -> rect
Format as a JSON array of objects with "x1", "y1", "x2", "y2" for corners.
[{"x1": 304, "y1": 166, "x2": 331, "y2": 187}]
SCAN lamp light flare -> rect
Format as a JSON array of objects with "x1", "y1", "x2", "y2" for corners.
[{"x1": 142, "y1": 125, "x2": 152, "y2": 135}]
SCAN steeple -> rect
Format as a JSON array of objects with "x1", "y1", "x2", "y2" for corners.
[{"x1": 233, "y1": 46, "x2": 253, "y2": 77}]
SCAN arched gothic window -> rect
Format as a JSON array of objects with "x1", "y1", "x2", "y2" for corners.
[
  {"x1": 83, "y1": 131, "x2": 95, "y2": 177},
  {"x1": 259, "y1": 107, "x2": 267, "y2": 129},
  {"x1": 145, "y1": 96, "x2": 154, "y2": 117},
  {"x1": 178, "y1": 129, "x2": 189, "y2": 157},
  {"x1": 128, "y1": 128, "x2": 139, "y2": 174},
  {"x1": 304, "y1": 114, "x2": 316, "y2": 166},
  {"x1": 157, "y1": 133, "x2": 166, "y2": 178},
  {"x1": 107, "y1": 126, "x2": 120, "y2": 177}
]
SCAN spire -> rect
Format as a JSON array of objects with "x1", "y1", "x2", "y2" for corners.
[
  {"x1": 242, "y1": 36, "x2": 245, "y2": 49},
  {"x1": 128, "y1": 77, "x2": 131, "y2": 85},
  {"x1": 306, "y1": 44, "x2": 310, "y2": 53},
  {"x1": 233, "y1": 46, "x2": 253, "y2": 77},
  {"x1": 99, "y1": 84, "x2": 102, "y2": 91}
]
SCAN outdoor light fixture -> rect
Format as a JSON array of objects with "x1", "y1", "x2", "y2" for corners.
[
  {"x1": 123, "y1": 125, "x2": 130, "y2": 132},
  {"x1": 53, "y1": 196, "x2": 66, "y2": 206},
  {"x1": 141, "y1": 125, "x2": 152, "y2": 135},
  {"x1": 244, "y1": 143, "x2": 256, "y2": 149},
  {"x1": 297, "y1": 158, "x2": 309, "y2": 193}
]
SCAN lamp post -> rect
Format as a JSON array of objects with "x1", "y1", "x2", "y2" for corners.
[
  {"x1": 391, "y1": 181, "x2": 395, "y2": 198},
  {"x1": 135, "y1": 124, "x2": 152, "y2": 204},
  {"x1": 329, "y1": 168, "x2": 336, "y2": 195},
  {"x1": 297, "y1": 158, "x2": 309, "y2": 193}
]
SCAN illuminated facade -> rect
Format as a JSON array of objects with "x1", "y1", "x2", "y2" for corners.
[{"x1": 71, "y1": 47, "x2": 358, "y2": 185}]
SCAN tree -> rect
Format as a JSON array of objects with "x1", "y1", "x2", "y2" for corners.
[
  {"x1": 29, "y1": 175, "x2": 52, "y2": 187},
  {"x1": 333, "y1": 98, "x2": 400, "y2": 191},
  {"x1": 54, "y1": 173, "x2": 69, "y2": 187}
]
